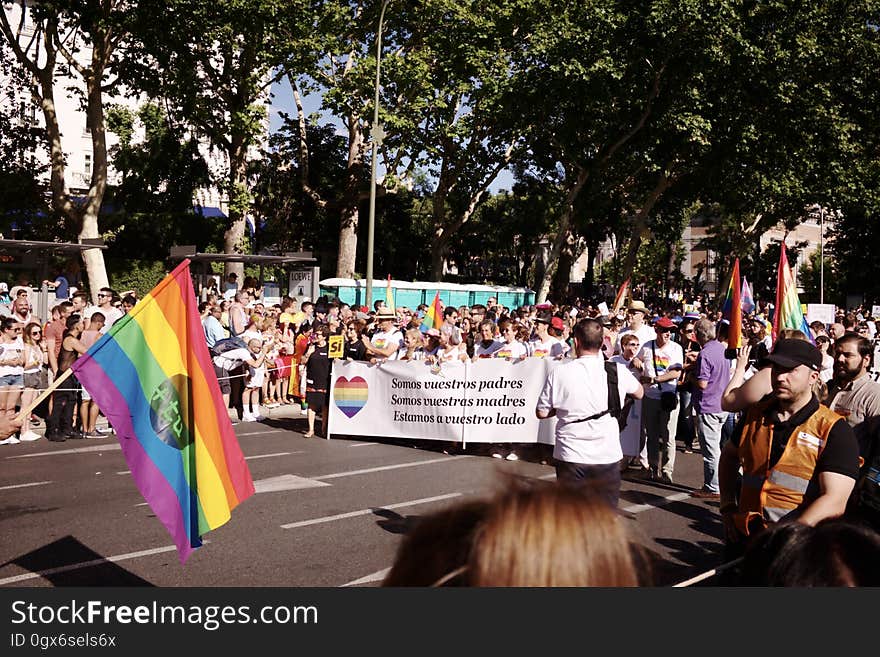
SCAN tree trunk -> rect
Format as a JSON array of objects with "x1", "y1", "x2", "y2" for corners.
[
  {"x1": 535, "y1": 168, "x2": 589, "y2": 303},
  {"x1": 78, "y1": 63, "x2": 110, "y2": 298},
  {"x1": 619, "y1": 169, "x2": 676, "y2": 286},
  {"x1": 584, "y1": 239, "x2": 598, "y2": 299},
  {"x1": 336, "y1": 117, "x2": 364, "y2": 278},
  {"x1": 551, "y1": 237, "x2": 576, "y2": 301},
  {"x1": 223, "y1": 134, "x2": 249, "y2": 280}
]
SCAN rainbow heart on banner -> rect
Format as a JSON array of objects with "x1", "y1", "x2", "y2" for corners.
[{"x1": 334, "y1": 376, "x2": 368, "y2": 418}]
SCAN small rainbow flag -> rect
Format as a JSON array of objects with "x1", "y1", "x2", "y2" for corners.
[
  {"x1": 420, "y1": 290, "x2": 443, "y2": 333},
  {"x1": 385, "y1": 274, "x2": 395, "y2": 313},
  {"x1": 611, "y1": 278, "x2": 630, "y2": 314},
  {"x1": 741, "y1": 276, "x2": 756, "y2": 315},
  {"x1": 72, "y1": 260, "x2": 254, "y2": 563},
  {"x1": 772, "y1": 244, "x2": 812, "y2": 342},
  {"x1": 721, "y1": 258, "x2": 742, "y2": 348}
]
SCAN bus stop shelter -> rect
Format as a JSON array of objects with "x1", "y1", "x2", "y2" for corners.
[
  {"x1": 168, "y1": 246, "x2": 319, "y2": 305},
  {"x1": 0, "y1": 238, "x2": 106, "y2": 322}
]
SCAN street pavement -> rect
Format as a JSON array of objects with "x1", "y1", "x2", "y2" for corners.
[{"x1": 0, "y1": 405, "x2": 727, "y2": 587}]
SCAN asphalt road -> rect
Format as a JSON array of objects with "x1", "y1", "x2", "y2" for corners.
[{"x1": 0, "y1": 408, "x2": 727, "y2": 587}]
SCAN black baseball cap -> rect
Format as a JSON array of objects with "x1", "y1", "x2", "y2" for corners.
[{"x1": 765, "y1": 338, "x2": 822, "y2": 371}]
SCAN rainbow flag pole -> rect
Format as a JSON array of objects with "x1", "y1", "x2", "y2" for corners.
[
  {"x1": 611, "y1": 278, "x2": 630, "y2": 314},
  {"x1": 772, "y1": 243, "x2": 812, "y2": 342},
  {"x1": 70, "y1": 259, "x2": 254, "y2": 562},
  {"x1": 420, "y1": 290, "x2": 443, "y2": 333},
  {"x1": 721, "y1": 258, "x2": 743, "y2": 348},
  {"x1": 385, "y1": 274, "x2": 395, "y2": 313}
]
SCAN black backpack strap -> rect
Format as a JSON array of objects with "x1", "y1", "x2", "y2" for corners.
[
  {"x1": 605, "y1": 360, "x2": 621, "y2": 419},
  {"x1": 569, "y1": 360, "x2": 621, "y2": 424}
]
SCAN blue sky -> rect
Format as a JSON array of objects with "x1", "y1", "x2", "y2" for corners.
[{"x1": 267, "y1": 78, "x2": 514, "y2": 194}]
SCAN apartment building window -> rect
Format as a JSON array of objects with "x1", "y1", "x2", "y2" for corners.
[{"x1": 84, "y1": 154, "x2": 92, "y2": 178}]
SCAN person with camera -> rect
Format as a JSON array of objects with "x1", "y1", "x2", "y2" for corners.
[
  {"x1": 636, "y1": 316, "x2": 684, "y2": 484},
  {"x1": 690, "y1": 319, "x2": 731, "y2": 499}
]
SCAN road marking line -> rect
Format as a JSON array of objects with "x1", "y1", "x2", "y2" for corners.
[
  {"x1": 0, "y1": 544, "x2": 182, "y2": 586},
  {"x1": 254, "y1": 474, "x2": 330, "y2": 493},
  {"x1": 281, "y1": 492, "x2": 463, "y2": 529},
  {"x1": 341, "y1": 568, "x2": 391, "y2": 587},
  {"x1": 246, "y1": 451, "x2": 302, "y2": 460},
  {"x1": 6, "y1": 443, "x2": 121, "y2": 459},
  {"x1": 623, "y1": 491, "x2": 691, "y2": 514},
  {"x1": 236, "y1": 428, "x2": 287, "y2": 436},
  {"x1": 116, "y1": 471, "x2": 130, "y2": 475},
  {"x1": 0, "y1": 480, "x2": 52, "y2": 491},
  {"x1": 313, "y1": 455, "x2": 470, "y2": 481},
  {"x1": 349, "y1": 442, "x2": 378, "y2": 448}
]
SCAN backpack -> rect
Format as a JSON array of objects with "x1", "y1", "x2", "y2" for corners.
[{"x1": 210, "y1": 336, "x2": 248, "y2": 359}]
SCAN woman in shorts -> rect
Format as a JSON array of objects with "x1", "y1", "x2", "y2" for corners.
[
  {"x1": 0, "y1": 317, "x2": 25, "y2": 444},
  {"x1": 18, "y1": 322, "x2": 46, "y2": 441}
]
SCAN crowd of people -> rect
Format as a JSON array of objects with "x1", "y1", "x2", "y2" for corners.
[
  {"x1": 0, "y1": 281, "x2": 138, "y2": 444},
  {"x1": 5, "y1": 266, "x2": 880, "y2": 585}
]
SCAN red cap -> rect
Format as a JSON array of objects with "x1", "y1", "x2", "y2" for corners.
[
  {"x1": 654, "y1": 316, "x2": 676, "y2": 329},
  {"x1": 551, "y1": 317, "x2": 565, "y2": 330}
]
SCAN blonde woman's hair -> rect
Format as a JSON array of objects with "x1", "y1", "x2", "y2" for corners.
[{"x1": 469, "y1": 478, "x2": 643, "y2": 587}]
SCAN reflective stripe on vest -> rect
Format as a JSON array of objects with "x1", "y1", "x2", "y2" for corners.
[{"x1": 767, "y1": 469, "x2": 809, "y2": 495}]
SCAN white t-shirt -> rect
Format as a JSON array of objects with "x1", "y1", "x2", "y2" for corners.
[
  {"x1": 0, "y1": 337, "x2": 24, "y2": 377},
  {"x1": 636, "y1": 339, "x2": 684, "y2": 400},
  {"x1": 370, "y1": 329, "x2": 404, "y2": 360},
  {"x1": 213, "y1": 347, "x2": 253, "y2": 371},
  {"x1": 610, "y1": 354, "x2": 644, "y2": 457},
  {"x1": 537, "y1": 354, "x2": 642, "y2": 465},
  {"x1": 493, "y1": 340, "x2": 528, "y2": 360},
  {"x1": 528, "y1": 336, "x2": 565, "y2": 358},
  {"x1": 616, "y1": 324, "x2": 657, "y2": 354}
]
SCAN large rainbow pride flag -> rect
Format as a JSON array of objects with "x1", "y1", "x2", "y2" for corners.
[
  {"x1": 772, "y1": 244, "x2": 812, "y2": 342},
  {"x1": 72, "y1": 260, "x2": 254, "y2": 563},
  {"x1": 419, "y1": 290, "x2": 443, "y2": 333},
  {"x1": 721, "y1": 258, "x2": 742, "y2": 348},
  {"x1": 611, "y1": 278, "x2": 630, "y2": 314}
]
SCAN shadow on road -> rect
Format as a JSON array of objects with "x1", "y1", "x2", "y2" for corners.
[{"x1": 3, "y1": 535, "x2": 154, "y2": 586}]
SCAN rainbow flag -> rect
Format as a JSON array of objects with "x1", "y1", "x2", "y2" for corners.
[
  {"x1": 420, "y1": 290, "x2": 443, "y2": 333},
  {"x1": 385, "y1": 274, "x2": 395, "y2": 313},
  {"x1": 721, "y1": 258, "x2": 743, "y2": 348},
  {"x1": 611, "y1": 278, "x2": 630, "y2": 314},
  {"x1": 772, "y1": 244, "x2": 812, "y2": 342},
  {"x1": 741, "y1": 276, "x2": 756, "y2": 314},
  {"x1": 72, "y1": 260, "x2": 254, "y2": 563}
]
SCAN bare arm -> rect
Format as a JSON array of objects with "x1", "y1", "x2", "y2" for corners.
[
  {"x1": 718, "y1": 440, "x2": 743, "y2": 542},
  {"x1": 536, "y1": 407, "x2": 556, "y2": 419},
  {"x1": 722, "y1": 345, "x2": 771, "y2": 412},
  {"x1": 796, "y1": 471, "x2": 855, "y2": 526}
]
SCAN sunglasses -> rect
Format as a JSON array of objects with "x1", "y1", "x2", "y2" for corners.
[{"x1": 31, "y1": 331, "x2": 41, "y2": 336}]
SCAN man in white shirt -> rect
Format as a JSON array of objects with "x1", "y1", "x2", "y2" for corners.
[
  {"x1": 635, "y1": 315, "x2": 684, "y2": 484},
  {"x1": 363, "y1": 308, "x2": 404, "y2": 361},
  {"x1": 616, "y1": 300, "x2": 656, "y2": 354},
  {"x1": 536, "y1": 318, "x2": 643, "y2": 508}
]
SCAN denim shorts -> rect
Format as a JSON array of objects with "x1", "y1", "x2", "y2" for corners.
[{"x1": 0, "y1": 373, "x2": 24, "y2": 388}]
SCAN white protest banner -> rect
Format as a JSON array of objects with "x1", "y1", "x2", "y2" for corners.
[
  {"x1": 872, "y1": 305, "x2": 880, "y2": 318},
  {"x1": 328, "y1": 358, "x2": 558, "y2": 444},
  {"x1": 597, "y1": 302, "x2": 610, "y2": 316},
  {"x1": 807, "y1": 303, "x2": 836, "y2": 325}
]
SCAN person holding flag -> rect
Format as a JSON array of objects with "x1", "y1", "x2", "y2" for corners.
[{"x1": 420, "y1": 291, "x2": 443, "y2": 334}]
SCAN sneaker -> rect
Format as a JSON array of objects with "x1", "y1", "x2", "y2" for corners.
[
  {"x1": 19, "y1": 430, "x2": 41, "y2": 442},
  {"x1": 658, "y1": 473, "x2": 674, "y2": 485},
  {"x1": 0, "y1": 435, "x2": 21, "y2": 445},
  {"x1": 690, "y1": 487, "x2": 721, "y2": 499},
  {"x1": 252, "y1": 414, "x2": 265, "y2": 422},
  {"x1": 491, "y1": 451, "x2": 504, "y2": 459},
  {"x1": 300, "y1": 407, "x2": 308, "y2": 416},
  {"x1": 44, "y1": 432, "x2": 66, "y2": 442},
  {"x1": 241, "y1": 413, "x2": 256, "y2": 422},
  {"x1": 505, "y1": 452, "x2": 519, "y2": 461},
  {"x1": 95, "y1": 426, "x2": 113, "y2": 435}
]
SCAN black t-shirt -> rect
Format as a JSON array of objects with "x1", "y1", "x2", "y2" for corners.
[
  {"x1": 344, "y1": 339, "x2": 368, "y2": 362},
  {"x1": 730, "y1": 395, "x2": 861, "y2": 498},
  {"x1": 306, "y1": 344, "x2": 332, "y2": 391}
]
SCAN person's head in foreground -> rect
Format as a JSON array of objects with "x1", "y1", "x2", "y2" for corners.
[{"x1": 382, "y1": 476, "x2": 648, "y2": 587}]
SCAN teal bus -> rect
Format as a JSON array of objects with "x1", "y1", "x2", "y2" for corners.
[{"x1": 319, "y1": 278, "x2": 535, "y2": 310}]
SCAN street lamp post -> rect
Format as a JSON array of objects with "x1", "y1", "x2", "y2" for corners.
[{"x1": 365, "y1": 0, "x2": 392, "y2": 311}]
